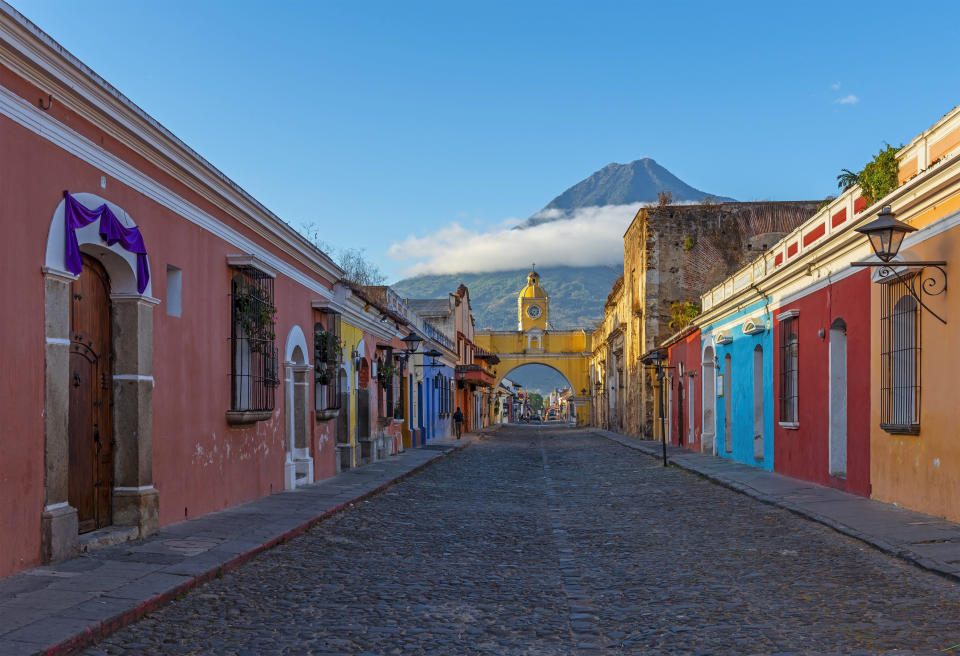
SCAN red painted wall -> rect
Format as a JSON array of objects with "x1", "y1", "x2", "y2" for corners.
[
  {"x1": 667, "y1": 330, "x2": 702, "y2": 452},
  {"x1": 773, "y1": 269, "x2": 871, "y2": 496},
  {"x1": 0, "y1": 62, "x2": 339, "y2": 576}
]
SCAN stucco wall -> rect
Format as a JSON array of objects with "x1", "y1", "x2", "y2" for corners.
[
  {"x1": 870, "y1": 214, "x2": 960, "y2": 520},
  {"x1": 773, "y1": 270, "x2": 871, "y2": 497},
  {"x1": 705, "y1": 301, "x2": 775, "y2": 470},
  {"x1": 667, "y1": 331, "x2": 702, "y2": 451},
  {"x1": 0, "y1": 60, "x2": 341, "y2": 576}
]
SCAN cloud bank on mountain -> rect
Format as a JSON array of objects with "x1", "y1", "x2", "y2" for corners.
[{"x1": 387, "y1": 203, "x2": 645, "y2": 276}]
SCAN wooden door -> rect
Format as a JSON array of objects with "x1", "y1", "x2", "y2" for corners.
[
  {"x1": 68, "y1": 255, "x2": 114, "y2": 534},
  {"x1": 336, "y1": 369, "x2": 349, "y2": 443},
  {"x1": 677, "y1": 379, "x2": 685, "y2": 447}
]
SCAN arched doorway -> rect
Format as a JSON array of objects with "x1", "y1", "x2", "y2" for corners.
[
  {"x1": 284, "y1": 327, "x2": 312, "y2": 490},
  {"x1": 829, "y1": 318, "x2": 848, "y2": 477},
  {"x1": 43, "y1": 192, "x2": 158, "y2": 562},
  {"x1": 753, "y1": 345, "x2": 765, "y2": 461},
  {"x1": 335, "y1": 367, "x2": 351, "y2": 471},
  {"x1": 495, "y1": 363, "x2": 577, "y2": 424},
  {"x1": 69, "y1": 255, "x2": 114, "y2": 533},
  {"x1": 723, "y1": 353, "x2": 733, "y2": 454},
  {"x1": 701, "y1": 345, "x2": 716, "y2": 454}
]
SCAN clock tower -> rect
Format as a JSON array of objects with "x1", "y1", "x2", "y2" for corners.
[{"x1": 518, "y1": 268, "x2": 549, "y2": 332}]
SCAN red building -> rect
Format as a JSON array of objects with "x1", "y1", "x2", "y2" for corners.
[
  {"x1": 771, "y1": 270, "x2": 872, "y2": 497},
  {"x1": 664, "y1": 327, "x2": 703, "y2": 452}
]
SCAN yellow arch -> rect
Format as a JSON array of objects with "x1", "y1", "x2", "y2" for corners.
[{"x1": 475, "y1": 329, "x2": 592, "y2": 426}]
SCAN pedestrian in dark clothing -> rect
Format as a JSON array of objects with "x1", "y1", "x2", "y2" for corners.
[{"x1": 453, "y1": 407, "x2": 464, "y2": 439}]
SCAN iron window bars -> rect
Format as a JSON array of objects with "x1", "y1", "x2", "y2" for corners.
[
  {"x1": 881, "y1": 274, "x2": 921, "y2": 433},
  {"x1": 314, "y1": 310, "x2": 342, "y2": 411},
  {"x1": 230, "y1": 268, "x2": 277, "y2": 413},
  {"x1": 778, "y1": 316, "x2": 799, "y2": 424}
]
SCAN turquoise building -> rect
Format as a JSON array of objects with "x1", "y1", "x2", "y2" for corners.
[{"x1": 700, "y1": 299, "x2": 775, "y2": 470}]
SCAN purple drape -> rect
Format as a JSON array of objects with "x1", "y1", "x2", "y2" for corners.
[{"x1": 63, "y1": 191, "x2": 150, "y2": 293}]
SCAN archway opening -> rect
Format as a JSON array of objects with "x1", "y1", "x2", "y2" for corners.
[
  {"x1": 702, "y1": 345, "x2": 716, "y2": 454},
  {"x1": 753, "y1": 345, "x2": 764, "y2": 461},
  {"x1": 829, "y1": 318, "x2": 848, "y2": 477},
  {"x1": 498, "y1": 363, "x2": 577, "y2": 423},
  {"x1": 723, "y1": 354, "x2": 733, "y2": 454},
  {"x1": 44, "y1": 193, "x2": 158, "y2": 562}
]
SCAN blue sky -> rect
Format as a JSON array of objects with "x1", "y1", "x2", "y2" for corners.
[{"x1": 12, "y1": 0, "x2": 960, "y2": 280}]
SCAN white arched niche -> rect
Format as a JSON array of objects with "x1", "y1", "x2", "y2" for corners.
[{"x1": 283, "y1": 325, "x2": 313, "y2": 490}]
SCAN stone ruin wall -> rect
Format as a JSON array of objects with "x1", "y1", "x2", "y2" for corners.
[{"x1": 628, "y1": 201, "x2": 820, "y2": 438}]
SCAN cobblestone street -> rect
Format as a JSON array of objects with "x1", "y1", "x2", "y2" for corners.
[{"x1": 83, "y1": 427, "x2": 960, "y2": 655}]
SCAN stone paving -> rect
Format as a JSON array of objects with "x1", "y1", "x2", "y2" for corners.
[{"x1": 78, "y1": 426, "x2": 960, "y2": 655}]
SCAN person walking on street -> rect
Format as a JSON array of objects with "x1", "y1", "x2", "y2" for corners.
[{"x1": 453, "y1": 406, "x2": 464, "y2": 439}]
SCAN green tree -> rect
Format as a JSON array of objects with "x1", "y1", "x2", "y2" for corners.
[
  {"x1": 835, "y1": 145, "x2": 901, "y2": 204},
  {"x1": 528, "y1": 393, "x2": 545, "y2": 413},
  {"x1": 668, "y1": 301, "x2": 701, "y2": 330}
]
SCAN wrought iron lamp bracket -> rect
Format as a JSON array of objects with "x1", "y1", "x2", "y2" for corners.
[{"x1": 850, "y1": 260, "x2": 947, "y2": 325}]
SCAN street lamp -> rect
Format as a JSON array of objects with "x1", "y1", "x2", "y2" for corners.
[
  {"x1": 417, "y1": 348, "x2": 443, "y2": 368},
  {"x1": 641, "y1": 349, "x2": 669, "y2": 467},
  {"x1": 851, "y1": 205, "x2": 948, "y2": 324},
  {"x1": 401, "y1": 332, "x2": 423, "y2": 353},
  {"x1": 855, "y1": 206, "x2": 916, "y2": 262}
]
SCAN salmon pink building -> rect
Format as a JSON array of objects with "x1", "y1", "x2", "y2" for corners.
[{"x1": 0, "y1": 5, "x2": 415, "y2": 578}]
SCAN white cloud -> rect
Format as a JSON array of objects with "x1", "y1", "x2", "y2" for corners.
[
  {"x1": 830, "y1": 81, "x2": 841, "y2": 90},
  {"x1": 387, "y1": 203, "x2": 647, "y2": 277},
  {"x1": 835, "y1": 94, "x2": 859, "y2": 105}
]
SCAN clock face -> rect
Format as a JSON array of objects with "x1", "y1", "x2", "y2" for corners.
[{"x1": 526, "y1": 304, "x2": 542, "y2": 319}]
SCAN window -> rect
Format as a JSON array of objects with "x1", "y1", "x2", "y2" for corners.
[
  {"x1": 230, "y1": 267, "x2": 277, "y2": 416},
  {"x1": 779, "y1": 313, "x2": 799, "y2": 425},
  {"x1": 314, "y1": 310, "x2": 342, "y2": 412},
  {"x1": 375, "y1": 347, "x2": 398, "y2": 419},
  {"x1": 881, "y1": 278, "x2": 920, "y2": 433},
  {"x1": 166, "y1": 265, "x2": 182, "y2": 317}
]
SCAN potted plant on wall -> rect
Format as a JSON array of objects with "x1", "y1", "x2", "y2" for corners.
[
  {"x1": 377, "y1": 363, "x2": 399, "y2": 386},
  {"x1": 314, "y1": 328, "x2": 343, "y2": 420},
  {"x1": 234, "y1": 283, "x2": 277, "y2": 354}
]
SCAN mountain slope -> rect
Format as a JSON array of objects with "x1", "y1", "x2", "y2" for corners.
[
  {"x1": 521, "y1": 158, "x2": 734, "y2": 228},
  {"x1": 391, "y1": 266, "x2": 622, "y2": 331},
  {"x1": 393, "y1": 158, "x2": 731, "y2": 330}
]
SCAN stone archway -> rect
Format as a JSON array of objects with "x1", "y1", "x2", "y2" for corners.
[
  {"x1": 283, "y1": 326, "x2": 313, "y2": 490},
  {"x1": 495, "y1": 362, "x2": 580, "y2": 423},
  {"x1": 42, "y1": 192, "x2": 158, "y2": 562}
]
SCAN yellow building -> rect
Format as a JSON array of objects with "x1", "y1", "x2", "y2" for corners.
[
  {"x1": 475, "y1": 269, "x2": 593, "y2": 425},
  {"x1": 863, "y1": 105, "x2": 960, "y2": 522}
]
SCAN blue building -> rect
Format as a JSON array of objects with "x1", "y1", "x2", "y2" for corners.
[{"x1": 699, "y1": 299, "x2": 775, "y2": 470}]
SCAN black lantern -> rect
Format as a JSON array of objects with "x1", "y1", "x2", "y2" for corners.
[
  {"x1": 401, "y1": 331, "x2": 422, "y2": 354},
  {"x1": 641, "y1": 350, "x2": 666, "y2": 367},
  {"x1": 850, "y1": 206, "x2": 948, "y2": 325},
  {"x1": 855, "y1": 206, "x2": 916, "y2": 263},
  {"x1": 641, "y1": 349, "x2": 670, "y2": 466}
]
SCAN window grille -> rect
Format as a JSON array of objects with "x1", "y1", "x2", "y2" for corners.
[
  {"x1": 881, "y1": 276, "x2": 920, "y2": 433},
  {"x1": 314, "y1": 310, "x2": 342, "y2": 411},
  {"x1": 375, "y1": 348, "x2": 397, "y2": 419},
  {"x1": 779, "y1": 315, "x2": 799, "y2": 423},
  {"x1": 230, "y1": 269, "x2": 277, "y2": 413}
]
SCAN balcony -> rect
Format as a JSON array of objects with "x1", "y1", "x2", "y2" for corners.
[{"x1": 456, "y1": 364, "x2": 497, "y2": 387}]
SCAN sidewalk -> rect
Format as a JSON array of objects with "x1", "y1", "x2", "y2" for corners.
[
  {"x1": 0, "y1": 431, "x2": 486, "y2": 656},
  {"x1": 594, "y1": 429, "x2": 960, "y2": 583}
]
